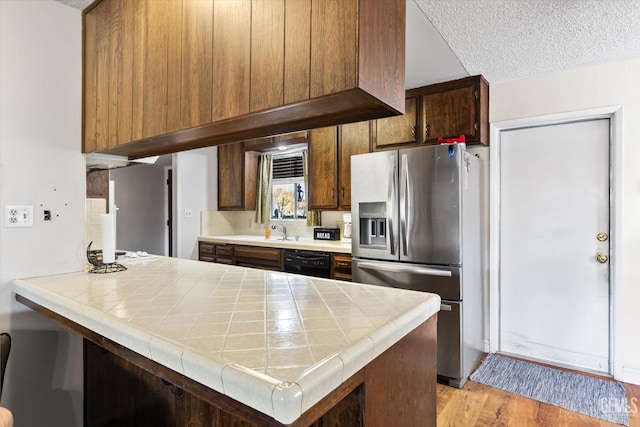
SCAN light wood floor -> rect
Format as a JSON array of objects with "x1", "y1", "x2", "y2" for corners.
[{"x1": 438, "y1": 372, "x2": 640, "y2": 426}]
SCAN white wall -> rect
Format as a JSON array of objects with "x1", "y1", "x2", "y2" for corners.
[
  {"x1": 175, "y1": 147, "x2": 217, "y2": 259},
  {"x1": 0, "y1": 1, "x2": 84, "y2": 424},
  {"x1": 490, "y1": 57, "x2": 640, "y2": 385}
]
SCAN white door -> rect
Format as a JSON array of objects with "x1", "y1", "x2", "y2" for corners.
[{"x1": 499, "y1": 119, "x2": 610, "y2": 373}]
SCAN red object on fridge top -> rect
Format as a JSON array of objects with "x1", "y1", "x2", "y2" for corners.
[{"x1": 437, "y1": 134, "x2": 466, "y2": 144}]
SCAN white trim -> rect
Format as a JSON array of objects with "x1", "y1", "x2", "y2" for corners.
[
  {"x1": 622, "y1": 366, "x2": 640, "y2": 386},
  {"x1": 489, "y1": 106, "x2": 623, "y2": 380}
]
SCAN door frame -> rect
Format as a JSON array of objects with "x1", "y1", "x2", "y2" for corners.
[{"x1": 489, "y1": 106, "x2": 623, "y2": 378}]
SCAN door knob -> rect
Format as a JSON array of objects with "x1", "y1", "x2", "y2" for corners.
[
  {"x1": 597, "y1": 232, "x2": 608, "y2": 242},
  {"x1": 596, "y1": 253, "x2": 608, "y2": 263}
]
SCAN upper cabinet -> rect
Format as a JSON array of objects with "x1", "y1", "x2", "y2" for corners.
[
  {"x1": 372, "y1": 96, "x2": 419, "y2": 150},
  {"x1": 371, "y1": 75, "x2": 490, "y2": 151},
  {"x1": 308, "y1": 122, "x2": 370, "y2": 211},
  {"x1": 218, "y1": 142, "x2": 258, "y2": 211},
  {"x1": 83, "y1": 0, "x2": 406, "y2": 159},
  {"x1": 415, "y1": 75, "x2": 489, "y2": 146}
]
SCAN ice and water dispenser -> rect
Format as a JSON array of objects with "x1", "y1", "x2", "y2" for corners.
[{"x1": 358, "y1": 202, "x2": 387, "y2": 249}]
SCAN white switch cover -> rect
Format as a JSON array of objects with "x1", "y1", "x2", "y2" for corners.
[
  {"x1": 184, "y1": 209, "x2": 193, "y2": 219},
  {"x1": 5, "y1": 205, "x2": 33, "y2": 227}
]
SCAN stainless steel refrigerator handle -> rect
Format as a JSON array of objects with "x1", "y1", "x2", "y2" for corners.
[
  {"x1": 356, "y1": 261, "x2": 452, "y2": 277},
  {"x1": 387, "y1": 156, "x2": 397, "y2": 255},
  {"x1": 440, "y1": 304, "x2": 452, "y2": 312},
  {"x1": 402, "y1": 154, "x2": 410, "y2": 256}
]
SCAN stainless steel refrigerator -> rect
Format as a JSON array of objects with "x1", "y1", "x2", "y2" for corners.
[{"x1": 351, "y1": 143, "x2": 482, "y2": 387}]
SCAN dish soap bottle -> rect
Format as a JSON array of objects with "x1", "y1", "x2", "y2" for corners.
[{"x1": 264, "y1": 225, "x2": 271, "y2": 240}]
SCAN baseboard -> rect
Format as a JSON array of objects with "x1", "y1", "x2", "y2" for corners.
[{"x1": 621, "y1": 366, "x2": 640, "y2": 386}]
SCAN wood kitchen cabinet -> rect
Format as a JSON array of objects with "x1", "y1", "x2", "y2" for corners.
[
  {"x1": 233, "y1": 246, "x2": 283, "y2": 271},
  {"x1": 373, "y1": 96, "x2": 419, "y2": 150},
  {"x1": 331, "y1": 254, "x2": 352, "y2": 282},
  {"x1": 308, "y1": 127, "x2": 339, "y2": 210},
  {"x1": 308, "y1": 123, "x2": 370, "y2": 211},
  {"x1": 416, "y1": 75, "x2": 490, "y2": 146},
  {"x1": 338, "y1": 122, "x2": 371, "y2": 209},
  {"x1": 217, "y1": 143, "x2": 258, "y2": 211},
  {"x1": 83, "y1": 0, "x2": 406, "y2": 159},
  {"x1": 198, "y1": 242, "x2": 233, "y2": 265}
]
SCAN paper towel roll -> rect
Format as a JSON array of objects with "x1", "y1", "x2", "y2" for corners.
[{"x1": 101, "y1": 213, "x2": 116, "y2": 264}]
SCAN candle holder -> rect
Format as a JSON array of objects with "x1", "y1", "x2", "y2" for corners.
[{"x1": 86, "y1": 242, "x2": 127, "y2": 274}]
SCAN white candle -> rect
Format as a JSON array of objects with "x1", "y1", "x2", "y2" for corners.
[{"x1": 101, "y1": 213, "x2": 116, "y2": 264}]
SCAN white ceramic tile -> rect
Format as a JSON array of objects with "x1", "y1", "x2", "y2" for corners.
[
  {"x1": 12, "y1": 257, "x2": 440, "y2": 426},
  {"x1": 149, "y1": 337, "x2": 185, "y2": 374},
  {"x1": 221, "y1": 364, "x2": 279, "y2": 418},
  {"x1": 181, "y1": 350, "x2": 225, "y2": 392},
  {"x1": 336, "y1": 337, "x2": 374, "y2": 381},
  {"x1": 271, "y1": 380, "x2": 304, "y2": 425},
  {"x1": 295, "y1": 355, "x2": 344, "y2": 414}
]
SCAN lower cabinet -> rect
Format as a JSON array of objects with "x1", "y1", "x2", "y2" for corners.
[
  {"x1": 234, "y1": 245, "x2": 283, "y2": 271},
  {"x1": 331, "y1": 254, "x2": 352, "y2": 281},
  {"x1": 199, "y1": 241, "x2": 351, "y2": 279},
  {"x1": 198, "y1": 242, "x2": 233, "y2": 265}
]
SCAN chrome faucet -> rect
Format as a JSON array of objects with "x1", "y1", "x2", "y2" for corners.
[{"x1": 271, "y1": 224, "x2": 288, "y2": 240}]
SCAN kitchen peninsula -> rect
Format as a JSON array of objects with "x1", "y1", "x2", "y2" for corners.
[{"x1": 12, "y1": 256, "x2": 439, "y2": 426}]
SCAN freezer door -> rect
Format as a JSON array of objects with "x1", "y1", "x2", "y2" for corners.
[
  {"x1": 352, "y1": 258, "x2": 461, "y2": 300},
  {"x1": 399, "y1": 144, "x2": 463, "y2": 265},
  {"x1": 351, "y1": 151, "x2": 400, "y2": 261}
]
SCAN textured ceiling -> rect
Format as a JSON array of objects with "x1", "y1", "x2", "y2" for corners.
[
  {"x1": 56, "y1": 0, "x2": 640, "y2": 84},
  {"x1": 414, "y1": 0, "x2": 640, "y2": 82}
]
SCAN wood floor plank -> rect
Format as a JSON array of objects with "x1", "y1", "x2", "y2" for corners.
[{"x1": 438, "y1": 379, "x2": 638, "y2": 427}]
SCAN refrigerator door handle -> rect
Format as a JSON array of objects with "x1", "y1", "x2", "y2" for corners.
[
  {"x1": 401, "y1": 154, "x2": 410, "y2": 256},
  {"x1": 356, "y1": 261, "x2": 452, "y2": 277},
  {"x1": 387, "y1": 155, "x2": 397, "y2": 255}
]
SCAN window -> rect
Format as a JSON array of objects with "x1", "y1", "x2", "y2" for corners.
[{"x1": 271, "y1": 153, "x2": 306, "y2": 220}]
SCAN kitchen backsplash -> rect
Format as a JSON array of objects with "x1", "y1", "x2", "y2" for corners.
[
  {"x1": 201, "y1": 210, "x2": 346, "y2": 239},
  {"x1": 85, "y1": 198, "x2": 106, "y2": 250}
]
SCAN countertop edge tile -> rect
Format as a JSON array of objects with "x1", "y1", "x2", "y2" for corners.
[
  {"x1": 221, "y1": 363, "x2": 280, "y2": 419},
  {"x1": 182, "y1": 350, "x2": 226, "y2": 394},
  {"x1": 294, "y1": 355, "x2": 345, "y2": 415},
  {"x1": 271, "y1": 380, "x2": 304, "y2": 425},
  {"x1": 337, "y1": 336, "x2": 375, "y2": 383}
]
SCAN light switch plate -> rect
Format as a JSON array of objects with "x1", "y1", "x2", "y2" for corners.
[{"x1": 5, "y1": 205, "x2": 34, "y2": 227}]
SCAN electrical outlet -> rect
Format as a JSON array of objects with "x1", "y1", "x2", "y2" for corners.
[
  {"x1": 184, "y1": 209, "x2": 193, "y2": 219},
  {"x1": 5, "y1": 205, "x2": 33, "y2": 228}
]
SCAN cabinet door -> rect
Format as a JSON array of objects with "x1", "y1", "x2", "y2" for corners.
[
  {"x1": 338, "y1": 121, "x2": 370, "y2": 209},
  {"x1": 308, "y1": 127, "x2": 338, "y2": 210},
  {"x1": 250, "y1": 0, "x2": 285, "y2": 112},
  {"x1": 373, "y1": 97, "x2": 418, "y2": 150},
  {"x1": 310, "y1": 0, "x2": 358, "y2": 97},
  {"x1": 213, "y1": 0, "x2": 251, "y2": 122},
  {"x1": 422, "y1": 82, "x2": 477, "y2": 144},
  {"x1": 181, "y1": 0, "x2": 214, "y2": 128},
  {"x1": 218, "y1": 143, "x2": 244, "y2": 210}
]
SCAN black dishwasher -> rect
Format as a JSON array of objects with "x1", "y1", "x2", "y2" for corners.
[{"x1": 284, "y1": 249, "x2": 331, "y2": 278}]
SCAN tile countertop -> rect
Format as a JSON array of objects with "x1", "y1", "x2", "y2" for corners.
[
  {"x1": 12, "y1": 257, "x2": 440, "y2": 424},
  {"x1": 199, "y1": 235, "x2": 352, "y2": 254}
]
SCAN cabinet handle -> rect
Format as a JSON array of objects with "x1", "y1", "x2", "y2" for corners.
[
  {"x1": 411, "y1": 125, "x2": 416, "y2": 138},
  {"x1": 341, "y1": 187, "x2": 345, "y2": 199},
  {"x1": 425, "y1": 123, "x2": 430, "y2": 139},
  {"x1": 474, "y1": 123, "x2": 478, "y2": 131},
  {"x1": 331, "y1": 188, "x2": 335, "y2": 199}
]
